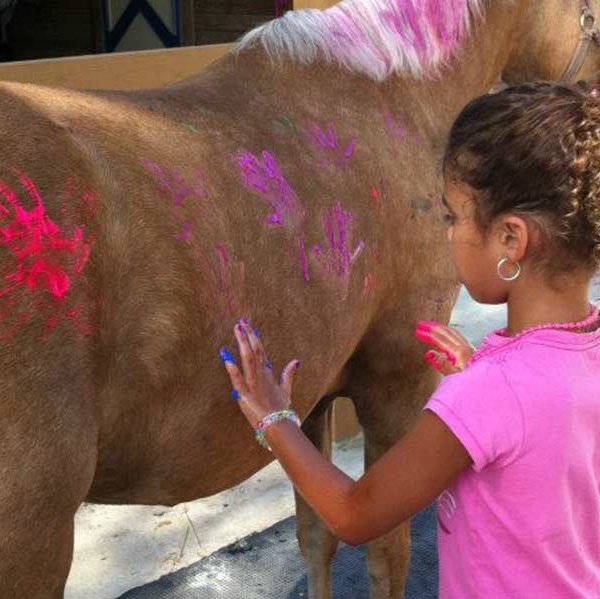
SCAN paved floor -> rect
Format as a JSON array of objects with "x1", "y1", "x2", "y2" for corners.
[
  {"x1": 65, "y1": 279, "x2": 600, "y2": 599},
  {"x1": 118, "y1": 505, "x2": 438, "y2": 599}
]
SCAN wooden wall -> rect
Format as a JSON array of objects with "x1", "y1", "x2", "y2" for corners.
[
  {"x1": 2, "y1": 0, "x2": 299, "y2": 63},
  {"x1": 6, "y1": 0, "x2": 99, "y2": 62},
  {"x1": 294, "y1": 0, "x2": 336, "y2": 8},
  {"x1": 194, "y1": 0, "x2": 292, "y2": 45}
]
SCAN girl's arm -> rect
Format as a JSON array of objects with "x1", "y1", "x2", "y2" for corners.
[
  {"x1": 264, "y1": 409, "x2": 471, "y2": 546},
  {"x1": 222, "y1": 319, "x2": 472, "y2": 546}
]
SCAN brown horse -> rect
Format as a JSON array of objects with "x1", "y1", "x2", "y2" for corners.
[{"x1": 0, "y1": 1, "x2": 598, "y2": 597}]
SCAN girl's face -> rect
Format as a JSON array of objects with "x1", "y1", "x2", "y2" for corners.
[{"x1": 442, "y1": 179, "x2": 512, "y2": 304}]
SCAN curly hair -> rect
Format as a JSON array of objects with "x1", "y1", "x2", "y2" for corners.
[{"x1": 444, "y1": 81, "x2": 600, "y2": 284}]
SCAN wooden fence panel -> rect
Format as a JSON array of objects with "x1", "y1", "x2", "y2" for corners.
[{"x1": 0, "y1": 43, "x2": 232, "y2": 89}]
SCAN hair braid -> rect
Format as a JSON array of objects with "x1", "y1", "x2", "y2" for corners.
[{"x1": 563, "y1": 96, "x2": 600, "y2": 266}]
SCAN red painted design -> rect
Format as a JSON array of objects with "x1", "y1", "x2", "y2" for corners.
[
  {"x1": 363, "y1": 272, "x2": 378, "y2": 294},
  {"x1": 0, "y1": 171, "x2": 97, "y2": 339},
  {"x1": 197, "y1": 243, "x2": 247, "y2": 320}
]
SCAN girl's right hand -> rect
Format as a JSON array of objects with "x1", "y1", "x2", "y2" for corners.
[{"x1": 415, "y1": 320, "x2": 476, "y2": 375}]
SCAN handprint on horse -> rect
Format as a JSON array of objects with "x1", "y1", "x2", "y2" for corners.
[{"x1": 0, "y1": 1, "x2": 598, "y2": 597}]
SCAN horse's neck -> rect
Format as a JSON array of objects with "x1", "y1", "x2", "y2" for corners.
[
  {"x1": 382, "y1": 1, "x2": 527, "y2": 143},
  {"x1": 172, "y1": 1, "x2": 524, "y2": 144}
]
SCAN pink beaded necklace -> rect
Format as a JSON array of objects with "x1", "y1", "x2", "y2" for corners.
[{"x1": 468, "y1": 303, "x2": 600, "y2": 366}]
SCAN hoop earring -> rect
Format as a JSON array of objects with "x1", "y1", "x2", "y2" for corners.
[{"x1": 497, "y1": 257, "x2": 521, "y2": 282}]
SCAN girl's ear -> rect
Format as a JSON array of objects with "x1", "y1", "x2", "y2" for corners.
[{"x1": 497, "y1": 215, "x2": 529, "y2": 261}]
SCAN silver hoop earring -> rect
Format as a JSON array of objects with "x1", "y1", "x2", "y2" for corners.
[{"x1": 497, "y1": 257, "x2": 521, "y2": 282}]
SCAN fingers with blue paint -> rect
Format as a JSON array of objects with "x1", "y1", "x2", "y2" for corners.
[
  {"x1": 221, "y1": 318, "x2": 301, "y2": 428},
  {"x1": 219, "y1": 347, "x2": 236, "y2": 364},
  {"x1": 222, "y1": 344, "x2": 250, "y2": 402}
]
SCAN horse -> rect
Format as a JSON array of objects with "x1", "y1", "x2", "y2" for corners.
[{"x1": 0, "y1": 1, "x2": 598, "y2": 597}]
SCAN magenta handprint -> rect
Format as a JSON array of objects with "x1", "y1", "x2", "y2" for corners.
[
  {"x1": 142, "y1": 160, "x2": 206, "y2": 208},
  {"x1": 142, "y1": 159, "x2": 207, "y2": 243},
  {"x1": 236, "y1": 150, "x2": 305, "y2": 229},
  {"x1": 304, "y1": 123, "x2": 356, "y2": 171},
  {"x1": 197, "y1": 243, "x2": 247, "y2": 319},
  {"x1": 311, "y1": 201, "x2": 365, "y2": 289}
]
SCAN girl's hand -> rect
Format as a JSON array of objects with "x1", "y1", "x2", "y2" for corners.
[
  {"x1": 415, "y1": 320, "x2": 476, "y2": 375},
  {"x1": 220, "y1": 319, "x2": 300, "y2": 428}
]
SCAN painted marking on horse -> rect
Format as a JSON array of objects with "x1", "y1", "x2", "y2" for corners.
[
  {"x1": 0, "y1": 171, "x2": 95, "y2": 339},
  {"x1": 370, "y1": 180, "x2": 392, "y2": 211},
  {"x1": 383, "y1": 110, "x2": 415, "y2": 158},
  {"x1": 236, "y1": 150, "x2": 312, "y2": 282},
  {"x1": 363, "y1": 272, "x2": 378, "y2": 295},
  {"x1": 142, "y1": 160, "x2": 206, "y2": 208},
  {"x1": 303, "y1": 123, "x2": 356, "y2": 171},
  {"x1": 410, "y1": 198, "x2": 433, "y2": 217},
  {"x1": 174, "y1": 221, "x2": 192, "y2": 242},
  {"x1": 273, "y1": 115, "x2": 296, "y2": 135},
  {"x1": 183, "y1": 123, "x2": 201, "y2": 134},
  {"x1": 198, "y1": 243, "x2": 247, "y2": 320},
  {"x1": 310, "y1": 202, "x2": 365, "y2": 286},
  {"x1": 370, "y1": 185, "x2": 382, "y2": 210},
  {"x1": 298, "y1": 236, "x2": 310, "y2": 282},
  {"x1": 383, "y1": 111, "x2": 407, "y2": 141},
  {"x1": 236, "y1": 150, "x2": 305, "y2": 228}
]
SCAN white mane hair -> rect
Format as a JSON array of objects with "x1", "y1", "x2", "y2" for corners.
[{"x1": 236, "y1": 0, "x2": 485, "y2": 82}]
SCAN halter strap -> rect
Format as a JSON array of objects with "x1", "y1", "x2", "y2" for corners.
[{"x1": 561, "y1": 0, "x2": 600, "y2": 81}]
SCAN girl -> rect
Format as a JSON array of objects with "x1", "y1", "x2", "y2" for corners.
[{"x1": 220, "y1": 81, "x2": 600, "y2": 597}]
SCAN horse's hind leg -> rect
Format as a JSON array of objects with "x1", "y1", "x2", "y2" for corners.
[
  {"x1": 363, "y1": 432, "x2": 412, "y2": 598},
  {"x1": 0, "y1": 381, "x2": 98, "y2": 597},
  {"x1": 295, "y1": 395, "x2": 339, "y2": 599}
]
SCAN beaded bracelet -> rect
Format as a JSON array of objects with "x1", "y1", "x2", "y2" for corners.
[{"x1": 255, "y1": 409, "x2": 301, "y2": 452}]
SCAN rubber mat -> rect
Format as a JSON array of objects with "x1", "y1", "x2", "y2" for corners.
[{"x1": 119, "y1": 504, "x2": 438, "y2": 598}]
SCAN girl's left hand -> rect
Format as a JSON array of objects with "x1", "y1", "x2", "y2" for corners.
[
  {"x1": 415, "y1": 320, "x2": 475, "y2": 375},
  {"x1": 220, "y1": 319, "x2": 300, "y2": 428}
]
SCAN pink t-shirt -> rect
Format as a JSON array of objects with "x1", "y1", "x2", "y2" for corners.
[{"x1": 424, "y1": 323, "x2": 600, "y2": 598}]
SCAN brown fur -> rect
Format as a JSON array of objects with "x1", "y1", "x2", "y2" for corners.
[{"x1": 0, "y1": 1, "x2": 598, "y2": 597}]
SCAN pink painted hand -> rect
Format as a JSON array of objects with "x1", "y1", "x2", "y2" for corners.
[
  {"x1": 414, "y1": 320, "x2": 476, "y2": 376},
  {"x1": 221, "y1": 320, "x2": 300, "y2": 428}
]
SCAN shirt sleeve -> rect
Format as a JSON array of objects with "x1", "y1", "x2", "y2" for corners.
[{"x1": 423, "y1": 362, "x2": 525, "y2": 472}]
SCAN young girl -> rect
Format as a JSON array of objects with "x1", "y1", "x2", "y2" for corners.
[{"x1": 220, "y1": 81, "x2": 600, "y2": 597}]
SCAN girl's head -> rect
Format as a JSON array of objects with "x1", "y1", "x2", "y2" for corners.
[{"x1": 442, "y1": 81, "x2": 600, "y2": 304}]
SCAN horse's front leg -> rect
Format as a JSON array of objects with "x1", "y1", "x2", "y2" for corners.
[
  {"x1": 343, "y1": 303, "x2": 453, "y2": 598},
  {"x1": 294, "y1": 394, "x2": 339, "y2": 599}
]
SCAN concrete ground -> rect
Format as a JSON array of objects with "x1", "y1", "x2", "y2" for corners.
[{"x1": 65, "y1": 279, "x2": 600, "y2": 599}]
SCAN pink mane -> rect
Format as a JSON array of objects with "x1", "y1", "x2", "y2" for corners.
[{"x1": 238, "y1": 0, "x2": 484, "y2": 81}]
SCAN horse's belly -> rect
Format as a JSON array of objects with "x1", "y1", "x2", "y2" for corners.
[{"x1": 88, "y1": 411, "x2": 275, "y2": 505}]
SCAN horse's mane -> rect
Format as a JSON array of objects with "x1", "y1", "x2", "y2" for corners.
[{"x1": 236, "y1": 0, "x2": 485, "y2": 82}]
